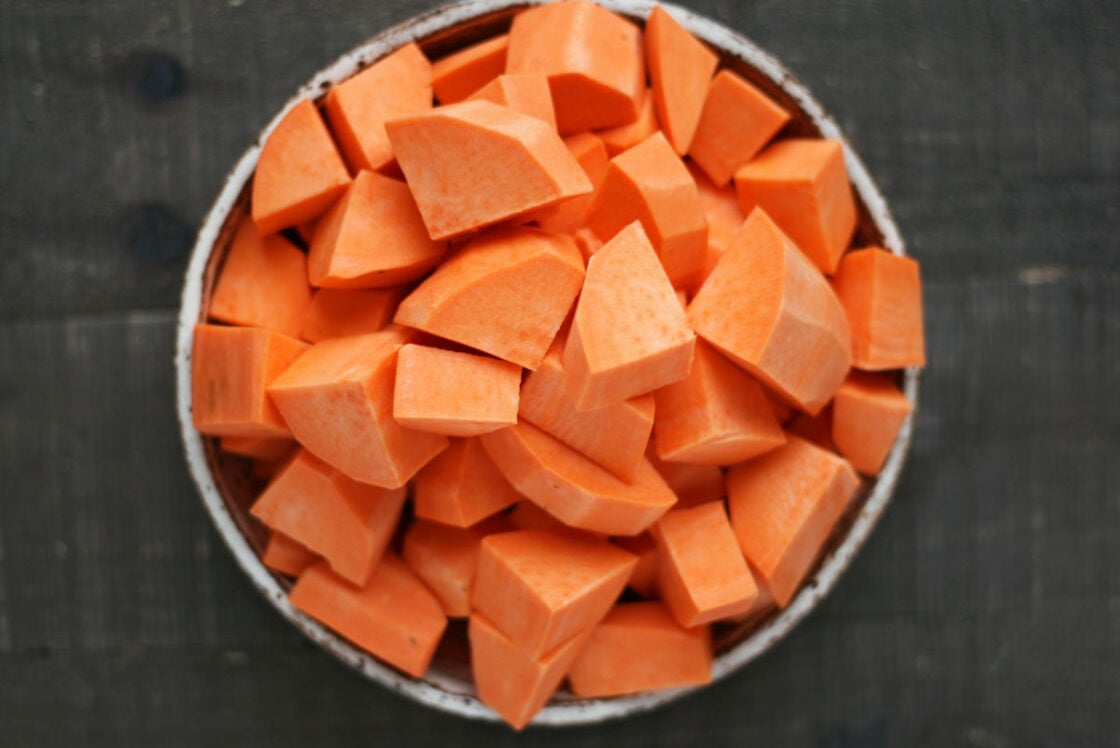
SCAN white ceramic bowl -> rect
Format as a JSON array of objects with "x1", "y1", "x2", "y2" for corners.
[{"x1": 175, "y1": 0, "x2": 920, "y2": 726}]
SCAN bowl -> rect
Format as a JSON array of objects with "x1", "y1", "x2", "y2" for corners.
[{"x1": 175, "y1": 0, "x2": 920, "y2": 726}]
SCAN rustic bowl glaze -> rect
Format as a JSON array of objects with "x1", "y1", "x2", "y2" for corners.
[{"x1": 176, "y1": 0, "x2": 920, "y2": 726}]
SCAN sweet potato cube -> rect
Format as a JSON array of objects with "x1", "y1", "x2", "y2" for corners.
[
  {"x1": 506, "y1": 1, "x2": 645, "y2": 133},
  {"x1": 324, "y1": 42, "x2": 432, "y2": 173},
  {"x1": 519, "y1": 339, "x2": 655, "y2": 481},
  {"x1": 308, "y1": 170, "x2": 445, "y2": 288},
  {"x1": 832, "y1": 371, "x2": 912, "y2": 475},
  {"x1": 261, "y1": 531, "x2": 318, "y2": 577},
  {"x1": 290, "y1": 556, "x2": 447, "y2": 678},
  {"x1": 394, "y1": 226, "x2": 584, "y2": 369},
  {"x1": 567, "y1": 601, "x2": 712, "y2": 697},
  {"x1": 734, "y1": 138, "x2": 856, "y2": 275},
  {"x1": 645, "y1": 6, "x2": 718, "y2": 155},
  {"x1": 469, "y1": 73, "x2": 557, "y2": 130},
  {"x1": 432, "y1": 34, "x2": 508, "y2": 104},
  {"x1": 251, "y1": 449, "x2": 406, "y2": 585},
  {"x1": 482, "y1": 421, "x2": 677, "y2": 536},
  {"x1": 651, "y1": 501, "x2": 758, "y2": 626},
  {"x1": 534, "y1": 132, "x2": 611, "y2": 234},
  {"x1": 393, "y1": 344, "x2": 520, "y2": 436},
  {"x1": 191, "y1": 324, "x2": 308, "y2": 438},
  {"x1": 385, "y1": 101, "x2": 592, "y2": 239},
  {"x1": 596, "y1": 86, "x2": 659, "y2": 156},
  {"x1": 267, "y1": 328, "x2": 448, "y2": 487},
  {"x1": 300, "y1": 287, "x2": 405, "y2": 343},
  {"x1": 402, "y1": 520, "x2": 484, "y2": 618},
  {"x1": 469, "y1": 613, "x2": 590, "y2": 730},
  {"x1": 252, "y1": 99, "x2": 351, "y2": 235},
  {"x1": 690, "y1": 70, "x2": 791, "y2": 186},
  {"x1": 685, "y1": 160, "x2": 746, "y2": 292},
  {"x1": 830, "y1": 246, "x2": 927, "y2": 369},
  {"x1": 471, "y1": 528, "x2": 636, "y2": 656},
  {"x1": 412, "y1": 438, "x2": 522, "y2": 528},
  {"x1": 208, "y1": 220, "x2": 313, "y2": 338},
  {"x1": 586, "y1": 133, "x2": 708, "y2": 289},
  {"x1": 727, "y1": 435, "x2": 860, "y2": 607},
  {"x1": 653, "y1": 341, "x2": 786, "y2": 465},
  {"x1": 564, "y1": 221, "x2": 695, "y2": 410},
  {"x1": 688, "y1": 208, "x2": 851, "y2": 415},
  {"x1": 646, "y1": 442, "x2": 726, "y2": 508}
]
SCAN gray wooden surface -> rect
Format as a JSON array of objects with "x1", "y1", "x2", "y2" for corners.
[{"x1": 1, "y1": 1, "x2": 1117, "y2": 745}]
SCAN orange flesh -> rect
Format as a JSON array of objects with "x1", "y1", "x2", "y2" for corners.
[
  {"x1": 727, "y1": 435, "x2": 860, "y2": 607},
  {"x1": 471, "y1": 528, "x2": 636, "y2": 657},
  {"x1": 567, "y1": 601, "x2": 712, "y2": 697},
  {"x1": 645, "y1": 6, "x2": 718, "y2": 155},
  {"x1": 251, "y1": 99, "x2": 351, "y2": 235},
  {"x1": 251, "y1": 449, "x2": 406, "y2": 585},
  {"x1": 412, "y1": 437, "x2": 522, "y2": 527},
  {"x1": 289, "y1": 556, "x2": 447, "y2": 678},
  {"x1": 687, "y1": 207, "x2": 851, "y2": 415}
]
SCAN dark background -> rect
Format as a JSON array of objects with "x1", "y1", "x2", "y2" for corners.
[{"x1": 1, "y1": 1, "x2": 1117, "y2": 745}]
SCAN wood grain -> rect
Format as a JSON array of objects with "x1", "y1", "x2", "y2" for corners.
[{"x1": 0, "y1": 0, "x2": 1117, "y2": 745}]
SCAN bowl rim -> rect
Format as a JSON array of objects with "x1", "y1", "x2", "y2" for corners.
[{"x1": 175, "y1": 0, "x2": 920, "y2": 727}]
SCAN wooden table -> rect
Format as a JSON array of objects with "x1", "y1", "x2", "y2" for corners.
[{"x1": 1, "y1": 1, "x2": 1116, "y2": 744}]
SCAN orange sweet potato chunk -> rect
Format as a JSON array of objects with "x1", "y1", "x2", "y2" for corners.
[
  {"x1": 481, "y1": 421, "x2": 677, "y2": 536},
  {"x1": 191, "y1": 324, "x2": 308, "y2": 438},
  {"x1": 830, "y1": 246, "x2": 927, "y2": 369},
  {"x1": 586, "y1": 132, "x2": 708, "y2": 289},
  {"x1": 651, "y1": 501, "x2": 758, "y2": 626},
  {"x1": 471, "y1": 528, "x2": 636, "y2": 656},
  {"x1": 690, "y1": 70, "x2": 790, "y2": 186},
  {"x1": 596, "y1": 87, "x2": 659, "y2": 157},
  {"x1": 567, "y1": 601, "x2": 711, "y2": 697},
  {"x1": 393, "y1": 344, "x2": 521, "y2": 437},
  {"x1": 308, "y1": 170, "x2": 445, "y2": 288},
  {"x1": 534, "y1": 132, "x2": 611, "y2": 234},
  {"x1": 300, "y1": 287, "x2": 405, "y2": 343},
  {"x1": 394, "y1": 226, "x2": 584, "y2": 369},
  {"x1": 402, "y1": 520, "x2": 484, "y2": 618},
  {"x1": 506, "y1": 1, "x2": 645, "y2": 134},
  {"x1": 412, "y1": 438, "x2": 522, "y2": 527},
  {"x1": 646, "y1": 441, "x2": 726, "y2": 508},
  {"x1": 432, "y1": 34, "x2": 509, "y2": 104},
  {"x1": 261, "y1": 531, "x2": 319, "y2": 577},
  {"x1": 252, "y1": 99, "x2": 351, "y2": 235},
  {"x1": 831, "y1": 371, "x2": 912, "y2": 475},
  {"x1": 267, "y1": 328, "x2": 448, "y2": 487},
  {"x1": 564, "y1": 221, "x2": 696, "y2": 410},
  {"x1": 653, "y1": 341, "x2": 786, "y2": 465},
  {"x1": 688, "y1": 208, "x2": 851, "y2": 415},
  {"x1": 385, "y1": 100, "x2": 592, "y2": 239},
  {"x1": 645, "y1": 6, "x2": 718, "y2": 155},
  {"x1": 208, "y1": 220, "x2": 312, "y2": 338},
  {"x1": 469, "y1": 613, "x2": 591, "y2": 730},
  {"x1": 687, "y1": 161, "x2": 747, "y2": 291},
  {"x1": 290, "y1": 556, "x2": 447, "y2": 678},
  {"x1": 251, "y1": 449, "x2": 406, "y2": 585},
  {"x1": 469, "y1": 73, "x2": 557, "y2": 130},
  {"x1": 735, "y1": 138, "x2": 856, "y2": 275},
  {"x1": 324, "y1": 42, "x2": 432, "y2": 173},
  {"x1": 727, "y1": 435, "x2": 860, "y2": 607},
  {"x1": 519, "y1": 338, "x2": 655, "y2": 481}
]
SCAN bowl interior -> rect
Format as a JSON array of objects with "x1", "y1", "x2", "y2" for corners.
[{"x1": 176, "y1": 0, "x2": 918, "y2": 726}]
